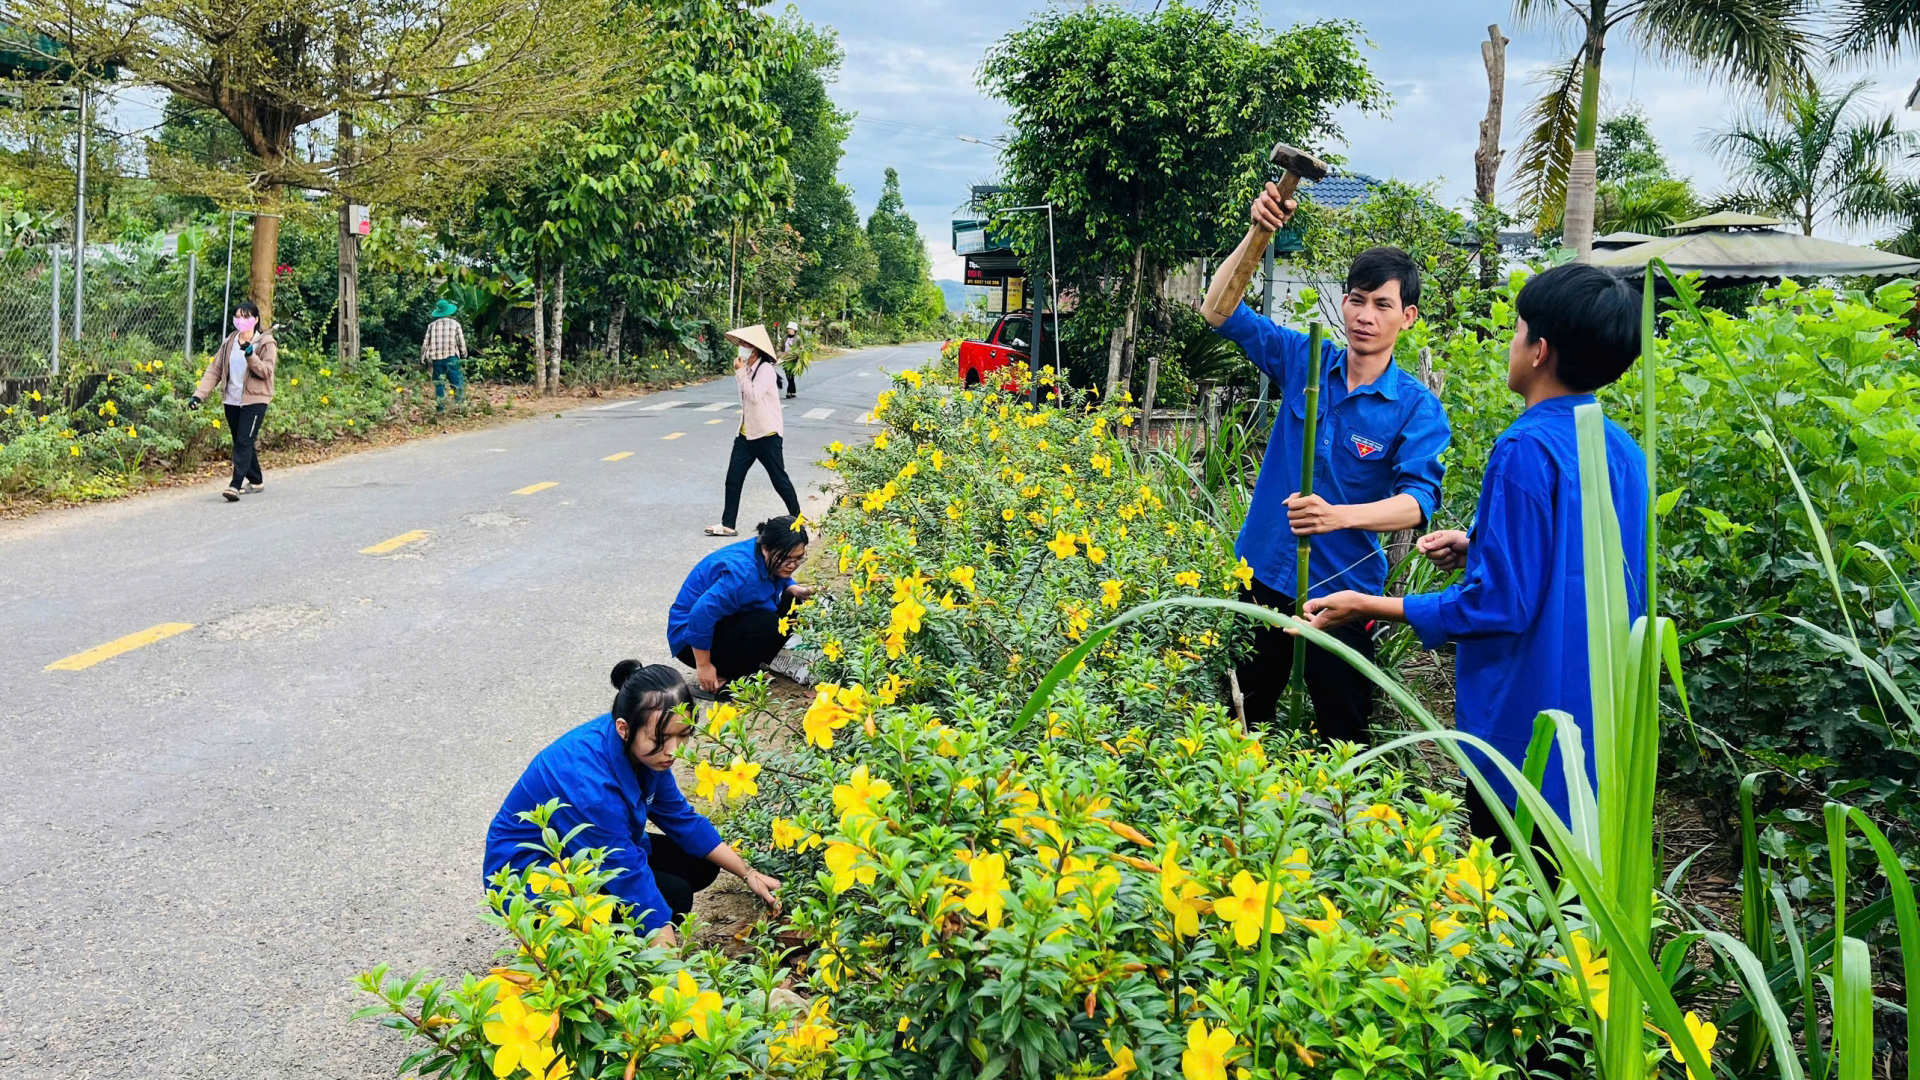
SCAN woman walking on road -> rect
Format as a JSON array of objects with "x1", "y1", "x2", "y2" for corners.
[
  {"x1": 706, "y1": 323, "x2": 800, "y2": 537},
  {"x1": 187, "y1": 299, "x2": 276, "y2": 502},
  {"x1": 670, "y1": 516, "x2": 814, "y2": 694}
]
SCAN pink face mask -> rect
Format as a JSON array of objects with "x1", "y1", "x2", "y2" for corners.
[{"x1": 233, "y1": 316, "x2": 257, "y2": 333}]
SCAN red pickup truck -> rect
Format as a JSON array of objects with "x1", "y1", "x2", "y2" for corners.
[{"x1": 955, "y1": 311, "x2": 1057, "y2": 390}]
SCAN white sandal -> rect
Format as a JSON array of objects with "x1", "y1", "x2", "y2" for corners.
[{"x1": 704, "y1": 524, "x2": 738, "y2": 536}]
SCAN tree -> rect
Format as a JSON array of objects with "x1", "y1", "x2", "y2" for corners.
[
  {"x1": 1595, "y1": 110, "x2": 1668, "y2": 183},
  {"x1": 980, "y1": 2, "x2": 1383, "y2": 396},
  {"x1": 1510, "y1": 0, "x2": 1814, "y2": 260},
  {"x1": 1832, "y1": 0, "x2": 1920, "y2": 56},
  {"x1": 862, "y1": 168, "x2": 941, "y2": 326},
  {"x1": 1590, "y1": 111, "x2": 1699, "y2": 235},
  {"x1": 25, "y1": 0, "x2": 629, "y2": 327},
  {"x1": 1708, "y1": 78, "x2": 1914, "y2": 236},
  {"x1": 1294, "y1": 181, "x2": 1479, "y2": 332}
]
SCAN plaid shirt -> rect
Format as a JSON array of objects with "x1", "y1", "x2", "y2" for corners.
[{"x1": 421, "y1": 317, "x2": 467, "y2": 363}]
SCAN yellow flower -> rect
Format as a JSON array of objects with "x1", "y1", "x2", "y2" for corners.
[
  {"x1": 552, "y1": 892, "x2": 616, "y2": 931},
  {"x1": 1086, "y1": 543, "x2": 1107, "y2": 564},
  {"x1": 721, "y1": 757, "x2": 760, "y2": 800},
  {"x1": 929, "y1": 448, "x2": 945, "y2": 470},
  {"x1": 705, "y1": 702, "x2": 738, "y2": 737},
  {"x1": 1445, "y1": 853, "x2": 1500, "y2": 903},
  {"x1": 771, "y1": 818, "x2": 806, "y2": 850},
  {"x1": 820, "y1": 639, "x2": 842, "y2": 662},
  {"x1": 1231, "y1": 559, "x2": 1254, "y2": 590},
  {"x1": 833, "y1": 764, "x2": 893, "y2": 820},
  {"x1": 949, "y1": 565, "x2": 976, "y2": 592},
  {"x1": 946, "y1": 502, "x2": 962, "y2": 520},
  {"x1": 526, "y1": 860, "x2": 572, "y2": 895},
  {"x1": 889, "y1": 595, "x2": 927, "y2": 636},
  {"x1": 802, "y1": 684, "x2": 865, "y2": 749},
  {"x1": 1159, "y1": 841, "x2": 1210, "y2": 938},
  {"x1": 694, "y1": 760, "x2": 721, "y2": 800},
  {"x1": 824, "y1": 841, "x2": 874, "y2": 893},
  {"x1": 1047, "y1": 531, "x2": 1078, "y2": 559},
  {"x1": 1002, "y1": 508, "x2": 1017, "y2": 521},
  {"x1": 1354, "y1": 803, "x2": 1404, "y2": 829},
  {"x1": 1174, "y1": 570, "x2": 1202, "y2": 589},
  {"x1": 290, "y1": 377, "x2": 299, "y2": 386},
  {"x1": 482, "y1": 993, "x2": 561, "y2": 1078},
  {"x1": 1181, "y1": 1019, "x2": 1235, "y2": 1080},
  {"x1": 1563, "y1": 931, "x2": 1611, "y2": 1020},
  {"x1": 1099, "y1": 1042, "x2": 1137, "y2": 1080},
  {"x1": 827, "y1": 440, "x2": 845, "y2": 454},
  {"x1": 774, "y1": 998, "x2": 839, "y2": 1060},
  {"x1": 1213, "y1": 871, "x2": 1287, "y2": 947},
  {"x1": 648, "y1": 969, "x2": 724, "y2": 1041},
  {"x1": 872, "y1": 432, "x2": 889, "y2": 450},
  {"x1": 320, "y1": 396, "x2": 330, "y2": 405},
  {"x1": 69, "y1": 445, "x2": 80, "y2": 457},
  {"x1": 1278, "y1": 847, "x2": 1311, "y2": 883},
  {"x1": 1100, "y1": 579, "x2": 1124, "y2": 609},
  {"x1": 962, "y1": 851, "x2": 1009, "y2": 928},
  {"x1": 1667, "y1": 1011, "x2": 1718, "y2": 1080},
  {"x1": 1299, "y1": 895, "x2": 1343, "y2": 935}
]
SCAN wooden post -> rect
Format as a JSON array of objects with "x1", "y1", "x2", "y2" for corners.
[
  {"x1": 1475, "y1": 24, "x2": 1509, "y2": 290},
  {"x1": 1139, "y1": 356, "x2": 1160, "y2": 450}
]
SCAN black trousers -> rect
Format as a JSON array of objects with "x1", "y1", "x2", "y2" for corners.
[
  {"x1": 223, "y1": 402, "x2": 267, "y2": 489},
  {"x1": 783, "y1": 363, "x2": 799, "y2": 397},
  {"x1": 648, "y1": 832, "x2": 720, "y2": 924},
  {"x1": 675, "y1": 594, "x2": 796, "y2": 684},
  {"x1": 1237, "y1": 575, "x2": 1377, "y2": 743},
  {"x1": 721, "y1": 433, "x2": 801, "y2": 529}
]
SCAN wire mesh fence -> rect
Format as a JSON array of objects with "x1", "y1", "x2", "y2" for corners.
[
  {"x1": 0, "y1": 242, "x2": 197, "y2": 381},
  {"x1": 0, "y1": 246, "x2": 60, "y2": 380}
]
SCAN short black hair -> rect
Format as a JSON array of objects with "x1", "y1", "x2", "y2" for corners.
[
  {"x1": 1345, "y1": 246, "x2": 1421, "y2": 309},
  {"x1": 1514, "y1": 264, "x2": 1643, "y2": 392},
  {"x1": 756, "y1": 515, "x2": 808, "y2": 563},
  {"x1": 234, "y1": 299, "x2": 260, "y2": 319}
]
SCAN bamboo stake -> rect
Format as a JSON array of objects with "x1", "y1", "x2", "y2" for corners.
[{"x1": 1288, "y1": 321, "x2": 1325, "y2": 731}]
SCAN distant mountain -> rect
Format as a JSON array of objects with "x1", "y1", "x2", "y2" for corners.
[{"x1": 936, "y1": 279, "x2": 970, "y2": 312}]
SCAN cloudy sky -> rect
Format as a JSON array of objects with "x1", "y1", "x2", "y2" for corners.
[{"x1": 787, "y1": 1, "x2": 1918, "y2": 282}]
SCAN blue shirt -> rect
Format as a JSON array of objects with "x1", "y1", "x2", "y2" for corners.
[
  {"x1": 667, "y1": 539, "x2": 793, "y2": 656},
  {"x1": 1402, "y1": 395, "x2": 1648, "y2": 823},
  {"x1": 483, "y1": 714, "x2": 723, "y2": 931},
  {"x1": 1215, "y1": 304, "x2": 1450, "y2": 599}
]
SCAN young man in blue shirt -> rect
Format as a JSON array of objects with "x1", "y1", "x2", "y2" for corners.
[
  {"x1": 1204, "y1": 187, "x2": 1451, "y2": 742},
  {"x1": 1302, "y1": 263, "x2": 1649, "y2": 835}
]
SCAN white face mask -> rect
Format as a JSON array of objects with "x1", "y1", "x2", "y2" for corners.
[{"x1": 737, "y1": 345, "x2": 756, "y2": 362}]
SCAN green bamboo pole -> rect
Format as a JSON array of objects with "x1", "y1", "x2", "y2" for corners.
[{"x1": 1288, "y1": 321, "x2": 1324, "y2": 731}]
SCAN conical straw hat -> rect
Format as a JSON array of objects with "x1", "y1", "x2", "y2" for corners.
[{"x1": 725, "y1": 323, "x2": 779, "y2": 359}]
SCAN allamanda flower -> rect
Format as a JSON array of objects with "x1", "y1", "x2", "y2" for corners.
[
  {"x1": 483, "y1": 993, "x2": 561, "y2": 1078},
  {"x1": 961, "y1": 851, "x2": 1010, "y2": 928},
  {"x1": 1213, "y1": 871, "x2": 1286, "y2": 947},
  {"x1": 648, "y1": 969, "x2": 723, "y2": 1041},
  {"x1": 1180, "y1": 1019, "x2": 1236, "y2": 1080}
]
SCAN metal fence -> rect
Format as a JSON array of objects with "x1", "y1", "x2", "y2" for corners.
[{"x1": 0, "y1": 242, "x2": 196, "y2": 381}]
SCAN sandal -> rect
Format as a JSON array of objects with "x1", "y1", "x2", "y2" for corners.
[{"x1": 704, "y1": 524, "x2": 738, "y2": 536}]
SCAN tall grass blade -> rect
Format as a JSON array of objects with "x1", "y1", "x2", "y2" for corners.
[
  {"x1": 1512, "y1": 713, "x2": 1559, "y2": 850},
  {"x1": 1733, "y1": 771, "x2": 1777, "y2": 1073},
  {"x1": 1833, "y1": 937, "x2": 1873, "y2": 1080},
  {"x1": 1702, "y1": 930, "x2": 1808, "y2": 1080},
  {"x1": 1841, "y1": 807, "x2": 1920, "y2": 1080}
]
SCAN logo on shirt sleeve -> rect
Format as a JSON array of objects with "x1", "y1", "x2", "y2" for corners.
[{"x1": 1349, "y1": 433, "x2": 1385, "y2": 459}]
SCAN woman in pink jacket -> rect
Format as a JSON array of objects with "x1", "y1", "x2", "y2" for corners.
[
  {"x1": 706, "y1": 324, "x2": 800, "y2": 537},
  {"x1": 187, "y1": 299, "x2": 277, "y2": 502}
]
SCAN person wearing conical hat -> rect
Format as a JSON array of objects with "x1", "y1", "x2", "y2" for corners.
[
  {"x1": 706, "y1": 324, "x2": 801, "y2": 537},
  {"x1": 422, "y1": 298, "x2": 469, "y2": 413}
]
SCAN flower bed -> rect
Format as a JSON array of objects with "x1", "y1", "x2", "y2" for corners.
[{"x1": 360, "y1": 365, "x2": 1607, "y2": 1079}]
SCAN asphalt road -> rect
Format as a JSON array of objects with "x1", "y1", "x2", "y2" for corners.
[{"x1": 0, "y1": 341, "x2": 936, "y2": 1078}]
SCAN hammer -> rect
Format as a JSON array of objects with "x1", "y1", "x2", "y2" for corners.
[{"x1": 1202, "y1": 141, "x2": 1329, "y2": 323}]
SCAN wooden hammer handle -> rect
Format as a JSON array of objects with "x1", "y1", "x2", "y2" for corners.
[{"x1": 1202, "y1": 172, "x2": 1305, "y2": 322}]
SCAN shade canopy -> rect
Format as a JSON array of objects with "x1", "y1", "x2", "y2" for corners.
[
  {"x1": 1593, "y1": 230, "x2": 1661, "y2": 248},
  {"x1": 1592, "y1": 225, "x2": 1920, "y2": 280},
  {"x1": 1665, "y1": 211, "x2": 1786, "y2": 233}
]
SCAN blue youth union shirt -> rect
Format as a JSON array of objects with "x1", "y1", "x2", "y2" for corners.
[
  {"x1": 484, "y1": 714, "x2": 723, "y2": 931},
  {"x1": 1215, "y1": 303, "x2": 1450, "y2": 599},
  {"x1": 1402, "y1": 396, "x2": 1649, "y2": 824},
  {"x1": 667, "y1": 538, "x2": 794, "y2": 656}
]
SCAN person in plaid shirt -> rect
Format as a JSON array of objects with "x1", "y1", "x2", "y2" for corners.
[{"x1": 422, "y1": 299, "x2": 468, "y2": 412}]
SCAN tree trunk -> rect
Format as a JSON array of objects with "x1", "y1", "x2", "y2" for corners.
[
  {"x1": 606, "y1": 299, "x2": 626, "y2": 362},
  {"x1": 1475, "y1": 24, "x2": 1508, "y2": 290},
  {"x1": 532, "y1": 254, "x2": 547, "y2": 395},
  {"x1": 1115, "y1": 246, "x2": 1146, "y2": 396},
  {"x1": 547, "y1": 260, "x2": 565, "y2": 394},
  {"x1": 728, "y1": 225, "x2": 741, "y2": 325},
  {"x1": 1564, "y1": 35, "x2": 1606, "y2": 262},
  {"x1": 248, "y1": 207, "x2": 282, "y2": 327}
]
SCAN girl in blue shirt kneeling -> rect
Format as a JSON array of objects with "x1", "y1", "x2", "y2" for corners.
[
  {"x1": 484, "y1": 661, "x2": 781, "y2": 945},
  {"x1": 670, "y1": 516, "x2": 814, "y2": 695}
]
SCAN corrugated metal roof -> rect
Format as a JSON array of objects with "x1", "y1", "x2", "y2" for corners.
[
  {"x1": 1592, "y1": 228, "x2": 1920, "y2": 279},
  {"x1": 1299, "y1": 172, "x2": 1384, "y2": 209}
]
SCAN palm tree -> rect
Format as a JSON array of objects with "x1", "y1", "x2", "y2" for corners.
[
  {"x1": 1510, "y1": 0, "x2": 1815, "y2": 260},
  {"x1": 1595, "y1": 177, "x2": 1699, "y2": 235},
  {"x1": 1708, "y1": 79, "x2": 1915, "y2": 236},
  {"x1": 1832, "y1": 0, "x2": 1920, "y2": 56}
]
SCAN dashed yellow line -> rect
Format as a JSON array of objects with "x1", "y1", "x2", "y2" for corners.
[
  {"x1": 662, "y1": 432, "x2": 686, "y2": 441},
  {"x1": 602, "y1": 451, "x2": 634, "y2": 461},
  {"x1": 513, "y1": 481, "x2": 559, "y2": 495},
  {"x1": 46, "y1": 622, "x2": 195, "y2": 671},
  {"x1": 361, "y1": 529, "x2": 429, "y2": 555},
  {"x1": 705, "y1": 418, "x2": 727, "y2": 426}
]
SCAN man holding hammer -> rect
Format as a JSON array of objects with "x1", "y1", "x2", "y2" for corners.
[{"x1": 1201, "y1": 151, "x2": 1451, "y2": 743}]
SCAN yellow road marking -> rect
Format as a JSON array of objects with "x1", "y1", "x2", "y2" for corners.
[
  {"x1": 47, "y1": 622, "x2": 195, "y2": 671},
  {"x1": 602, "y1": 451, "x2": 634, "y2": 461},
  {"x1": 513, "y1": 481, "x2": 559, "y2": 495},
  {"x1": 361, "y1": 529, "x2": 429, "y2": 555},
  {"x1": 662, "y1": 432, "x2": 686, "y2": 441},
  {"x1": 705, "y1": 418, "x2": 727, "y2": 425}
]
